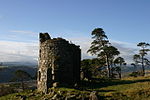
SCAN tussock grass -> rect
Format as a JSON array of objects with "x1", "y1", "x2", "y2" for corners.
[{"x1": 1, "y1": 76, "x2": 150, "y2": 99}]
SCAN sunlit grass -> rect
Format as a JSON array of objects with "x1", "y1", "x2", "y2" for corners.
[{"x1": 1, "y1": 76, "x2": 150, "y2": 100}]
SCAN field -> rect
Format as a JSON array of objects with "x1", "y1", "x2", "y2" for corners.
[{"x1": 1, "y1": 76, "x2": 150, "y2": 100}]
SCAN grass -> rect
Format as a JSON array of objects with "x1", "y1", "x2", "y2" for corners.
[
  {"x1": 99, "y1": 76, "x2": 150, "y2": 100},
  {"x1": 1, "y1": 76, "x2": 150, "y2": 99}
]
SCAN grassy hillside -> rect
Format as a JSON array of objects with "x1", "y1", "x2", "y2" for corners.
[{"x1": 1, "y1": 76, "x2": 150, "y2": 100}]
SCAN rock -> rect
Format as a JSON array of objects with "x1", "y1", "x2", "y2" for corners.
[
  {"x1": 65, "y1": 95, "x2": 76, "y2": 100},
  {"x1": 20, "y1": 95, "x2": 26, "y2": 100},
  {"x1": 16, "y1": 94, "x2": 21, "y2": 97},
  {"x1": 53, "y1": 82, "x2": 59, "y2": 88},
  {"x1": 16, "y1": 95, "x2": 26, "y2": 100},
  {"x1": 89, "y1": 91, "x2": 98, "y2": 100},
  {"x1": 29, "y1": 93, "x2": 35, "y2": 97},
  {"x1": 51, "y1": 94, "x2": 58, "y2": 100}
]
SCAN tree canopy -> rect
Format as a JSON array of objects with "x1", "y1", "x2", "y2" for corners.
[{"x1": 87, "y1": 28, "x2": 121, "y2": 78}]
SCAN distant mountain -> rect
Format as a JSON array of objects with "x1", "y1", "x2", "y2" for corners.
[
  {"x1": 2, "y1": 61, "x2": 38, "y2": 67},
  {"x1": 0, "y1": 66, "x2": 37, "y2": 83},
  {"x1": 119, "y1": 65, "x2": 150, "y2": 77},
  {"x1": 1, "y1": 64, "x2": 150, "y2": 83}
]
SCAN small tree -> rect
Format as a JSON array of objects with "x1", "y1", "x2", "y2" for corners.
[
  {"x1": 87, "y1": 28, "x2": 120, "y2": 78},
  {"x1": 137, "y1": 42, "x2": 150, "y2": 76},
  {"x1": 81, "y1": 59, "x2": 93, "y2": 80},
  {"x1": 14, "y1": 70, "x2": 31, "y2": 90},
  {"x1": 114, "y1": 57, "x2": 125, "y2": 79},
  {"x1": 81, "y1": 58, "x2": 106, "y2": 80},
  {"x1": 98, "y1": 45, "x2": 120, "y2": 77},
  {"x1": 87, "y1": 28, "x2": 109, "y2": 75},
  {"x1": 131, "y1": 54, "x2": 141, "y2": 72}
]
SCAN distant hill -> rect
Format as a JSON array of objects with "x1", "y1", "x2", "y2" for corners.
[
  {"x1": 0, "y1": 66, "x2": 37, "y2": 83},
  {"x1": 0, "y1": 64, "x2": 150, "y2": 83},
  {"x1": 121, "y1": 65, "x2": 150, "y2": 76},
  {"x1": 2, "y1": 61, "x2": 37, "y2": 67}
]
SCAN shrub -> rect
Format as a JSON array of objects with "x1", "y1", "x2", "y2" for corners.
[
  {"x1": 0, "y1": 85, "x2": 16, "y2": 96},
  {"x1": 129, "y1": 71, "x2": 142, "y2": 77}
]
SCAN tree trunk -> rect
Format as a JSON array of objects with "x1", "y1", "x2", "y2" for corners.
[
  {"x1": 110, "y1": 60, "x2": 113, "y2": 77},
  {"x1": 119, "y1": 72, "x2": 121, "y2": 79},
  {"x1": 106, "y1": 56, "x2": 111, "y2": 78},
  {"x1": 141, "y1": 55, "x2": 145, "y2": 76},
  {"x1": 119, "y1": 63, "x2": 122, "y2": 79},
  {"x1": 21, "y1": 79, "x2": 24, "y2": 90}
]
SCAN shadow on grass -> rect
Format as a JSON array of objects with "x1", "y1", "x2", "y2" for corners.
[{"x1": 79, "y1": 78, "x2": 150, "y2": 90}]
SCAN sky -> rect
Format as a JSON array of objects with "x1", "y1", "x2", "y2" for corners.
[{"x1": 0, "y1": 0, "x2": 150, "y2": 64}]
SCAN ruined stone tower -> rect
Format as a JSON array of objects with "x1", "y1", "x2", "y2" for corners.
[{"x1": 37, "y1": 33, "x2": 81, "y2": 93}]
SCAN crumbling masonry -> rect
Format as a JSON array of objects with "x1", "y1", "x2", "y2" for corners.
[{"x1": 37, "y1": 33, "x2": 81, "y2": 93}]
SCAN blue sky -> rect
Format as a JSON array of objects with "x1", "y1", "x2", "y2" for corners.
[{"x1": 0, "y1": 0, "x2": 150, "y2": 63}]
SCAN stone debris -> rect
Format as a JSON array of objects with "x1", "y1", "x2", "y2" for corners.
[{"x1": 89, "y1": 91, "x2": 98, "y2": 100}]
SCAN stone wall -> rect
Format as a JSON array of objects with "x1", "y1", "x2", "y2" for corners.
[{"x1": 37, "y1": 33, "x2": 81, "y2": 93}]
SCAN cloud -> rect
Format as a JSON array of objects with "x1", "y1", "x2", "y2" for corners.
[
  {"x1": 67, "y1": 37, "x2": 95, "y2": 59},
  {"x1": 111, "y1": 40, "x2": 138, "y2": 63},
  {"x1": 10, "y1": 30, "x2": 36, "y2": 35},
  {"x1": 46, "y1": 30, "x2": 139, "y2": 63},
  {"x1": 0, "y1": 40, "x2": 38, "y2": 63},
  {"x1": 2, "y1": 30, "x2": 38, "y2": 42},
  {"x1": 0, "y1": 37, "x2": 144, "y2": 65},
  {"x1": 68, "y1": 37, "x2": 139, "y2": 64}
]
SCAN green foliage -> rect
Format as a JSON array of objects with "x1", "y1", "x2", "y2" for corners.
[
  {"x1": 137, "y1": 42, "x2": 150, "y2": 49},
  {"x1": 133, "y1": 54, "x2": 141, "y2": 63},
  {"x1": 114, "y1": 57, "x2": 125, "y2": 66},
  {"x1": 136, "y1": 42, "x2": 150, "y2": 76},
  {"x1": 99, "y1": 46, "x2": 120, "y2": 58},
  {"x1": 14, "y1": 70, "x2": 31, "y2": 80},
  {"x1": 113, "y1": 57, "x2": 125, "y2": 79},
  {"x1": 88, "y1": 28, "x2": 121, "y2": 78},
  {"x1": 12, "y1": 70, "x2": 32, "y2": 90},
  {"x1": 0, "y1": 84, "x2": 16, "y2": 97},
  {"x1": 81, "y1": 59, "x2": 93, "y2": 80},
  {"x1": 81, "y1": 58, "x2": 106, "y2": 80},
  {"x1": 87, "y1": 28, "x2": 109, "y2": 55},
  {"x1": 129, "y1": 71, "x2": 143, "y2": 77}
]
